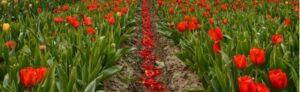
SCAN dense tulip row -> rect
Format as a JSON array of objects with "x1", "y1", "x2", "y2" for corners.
[
  {"x1": 139, "y1": 0, "x2": 166, "y2": 91},
  {"x1": 0, "y1": 0, "x2": 137, "y2": 91},
  {"x1": 155, "y1": 0, "x2": 298, "y2": 92}
]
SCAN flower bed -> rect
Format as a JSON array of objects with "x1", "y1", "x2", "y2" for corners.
[
  {"x1": 0, "y1": 0, "x2": 137, "y2": 91},
  {"x1": 154, "y1": 0, "x2": 299, "y2": 91}
]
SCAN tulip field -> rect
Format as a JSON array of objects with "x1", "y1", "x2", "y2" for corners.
[{"x1": 0, "y1": 0, "x2": 299, "y2": 92}]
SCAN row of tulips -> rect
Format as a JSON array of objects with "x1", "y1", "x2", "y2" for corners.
[
  {"x1": 139, "y1": 0, "x2": 166, "y2": 91},
  {"x1": 0, "y1": 0, "x2": 137, "y2": 91},
  {"x1": 154, "y1": 0, "x2": 298, "y2": 92},
  {"x1": 0, "y1": 0, "x2": 77, "y2": 20}
]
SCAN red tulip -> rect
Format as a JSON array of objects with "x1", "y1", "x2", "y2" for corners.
[
  {"x1": 86, "y1": 27, "x2": 96, "y2": 35},
  {"x1": 184, "y1": 15, "x2": 190, "y2": 21},
  {"x1": 188, "y1": 22, "x2": 196, "y2": 31},
  {"x1": 221, "y1": 3, "x2": 228, "y2": 11},
  {"x1": 66, "y1": 16, "x2": 80, "y2": 28},
  {"x1": 233, "y1": 54, "x2": 248, "y2": 70},
  {"x1": 6, "y1": 40, "x2": 16, "y2": 49},
  {"x1": 197, "y1": 24, "x2": 202, "y2": 29},
  {"x1": 208, "y1": 27, "x2": 223, "y2": 42},
  {"x1": 189, "y1": 6, "x2": 195, "y2": 13},
  {"x1": 108, "y1": 16, "x2": 115, "y2": 25},
  {"x1": 177, "y1": 21, "x2": 188, "y2": 32},
  {"x1": 168, "y1": 8, "x2": 174, "y2": 14},
  {"x1": 37, "y1": 8, "x2": 43, "y2": 13},
  {"x1": 20, "y1": 67, "x2": 37, "y2": 88},
  {"x1": 268, "y1": 69, "x2": 288, "y2": 90},
  {"x1": 206, "y1": 5, "x2": 211, "y2": 11},
  {"x1": 215, "y1": 10, "x2": 220, "y2": 14},
  {"x1": 121, "y1": 8, "x2": 128, "y2": 15},
  {"x1": 191, "y1": 17, "x2": 198, "y2": 24},
  {"x1": 71, "y1": 21, "x2": 80, "y2": 28},
  {"x1": 20, "y1": 67, "x2": 47, "y2": 88},
  {"x1": 156, "y1": 0, "x2": 163, "y2": 6},
  {"x1": 238, "y1": 75, "x2": 256, "y2": 92},
  {"x1": 222, "y1": 18, "x2": 228, "y2": 24},
  {"x1": 256, "y1": 83, "x2": 270, "y2": 92},
  {"x1": 181, "y1": 8, "x2": 187, "y2": 14},
  {"x1": 284, "y1": 18, "x2": 290, "y2": 27},
  {"x1": 213, "y1": 42, "x2": 220, "y2": 54},
  {"x1": 249, "y1": 48, "x2": 265, "y2": 66},
  {"x1": 209, "y1": 18, "x2": 214, "y2": 24},
  {"x1": 272, "y1": 34, "x2": 283, "y2": 45},
  {"x1": 35, "y1": 67, "x2": 47, "y2": 83},
  {"x1": 53, "y1": 17, "x2": 64, "y2": 23},
  {"x1": 204, "y1": 11, "x2": 210, "y2": 17},
  {"x1": 63, "y1": 5, "x2": 69, "y2": 11},
  {"x1": 83, "y1": 17, "x2": 92, "y2": 26}
]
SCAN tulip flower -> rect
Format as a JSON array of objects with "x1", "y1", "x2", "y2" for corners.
[
  {"x1": 256, "y1": 83, "x2": 270, "y2": 92},
  {"x1": 272, "y1": 34, "x2": 283, "y2": 45},
  {"x1": 63, "y1": 5, "x2": 69, "y2": 11},
  {"x1": 189, "y1": 6, "x2": 195, "y2": 13},
  {"x1": 20, "y1": 67, "x2": 47, "y2": 88},
  {"x1": 53, "y1": 17, "x2": 64, "y2": 23},
  {"x1": 6, "y1": 40, "x2": 16, "y2": 49},
  {"x1": 233, "y1": 54, "x2": 248, "y2": 70},
  {"x1": 83, "y1": 17, "x2": 92, "y2": 26},
  {"x1": 238, "y1": 75, "x2": 256, "y2": 92},
  {"x1": 222, "y1": 18, "x2": 228, "y2": 24},
  {"x1": 108, "y1": 16, "x2": 115, "y2": 25},
  {"x1": 249, "y1": 48, "x2": 265, "y2": 66},
  {"x1": 268, "y1": 69, "x2": 288, "y2": 90},
  {"x1": 213, "y1": 42, "x2": 220, "y2": 54},
  {"x1": 184, "y1": 15, "x2": 190, "y2": 21},
  {"x1": 191, "y1": 17, "x2": 198, "y2": 24},
  {"x1": 177, "y1": 21, "x2": 188, "y2": 32},
  {"x1": 284, "y1": 18, "x2": 290, "y2": 27},
  {"x1": 86, "y1": 27, "x2": 96, "y2": 35},
  {"x1": 2, "y1": 23, "x2": 10, "y2": 32},
  {"x1": 168, "y1": 8, "x2": 174, "y2": 14},
  {"x1": 208, "y1": 27, "x2": 223, "y2": 42},
  {"x1": 188, "y1": 22, "x2": 196, "y2": 31},
  {"x1": 208, "y1": 18, "x2": 214, "y2": 24}
]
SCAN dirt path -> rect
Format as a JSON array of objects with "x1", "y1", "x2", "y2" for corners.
[{"x1": 103, "y1": 0, "x2": 202, "y2": 91}]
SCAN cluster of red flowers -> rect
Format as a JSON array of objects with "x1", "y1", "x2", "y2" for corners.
[
  {"x1": 232, "y1": 41, "x2": 287, "y2": 92},
  {"x1": 104, "y1": 13, "x2": 116, "y2": 25},
  {"x1": 19, "y1": 67, "x2": 47, "y2": 88},
  {"x1": 139, "y1": 0, "x2": 166, "y2": 91},
  {"x1": 208, "y1": 27, "x2": 223, "y2": 54},
  {"x1": 53, "y1": 5, "x2": 69, "y2": 13},
  {"x1": 238, "y1": 68, "x2": 287, "y2": 92},
  {"x1": 52, "y1": 0, "x2": 133, "y2": 41},
  {"x1": 176, "y1": 16, "x2": 201, "y2": 32}
]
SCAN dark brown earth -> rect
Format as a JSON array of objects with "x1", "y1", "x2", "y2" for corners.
[{"x1": 103, "y1": 1, "x2": 202, "y2": 92}]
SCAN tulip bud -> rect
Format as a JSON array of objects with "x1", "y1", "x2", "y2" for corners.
[
  {"x1": 1, "y1": 0, "x2": 7, "y2": 6},
  {"x1": 28, "y1": 3, "x2": 32, "y2": 8},
  {"x1": 39, "y1": 44, "x2": 46, "y2": 50},
  {"x1": 116, "y1": 12, "x2": 122, "y2": 16},
  {"x1": 2, "y1": 23, "x2": 10, "y2": 32}
]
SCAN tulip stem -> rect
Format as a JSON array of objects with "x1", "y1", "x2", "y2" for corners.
[{"x1": 255, "y1": 68, "x2": 258, "y2": 82}]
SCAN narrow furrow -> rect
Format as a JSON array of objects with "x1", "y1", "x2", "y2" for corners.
[{"x1": 138, "y1": 0, "x2": 167, "y2": 91}]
